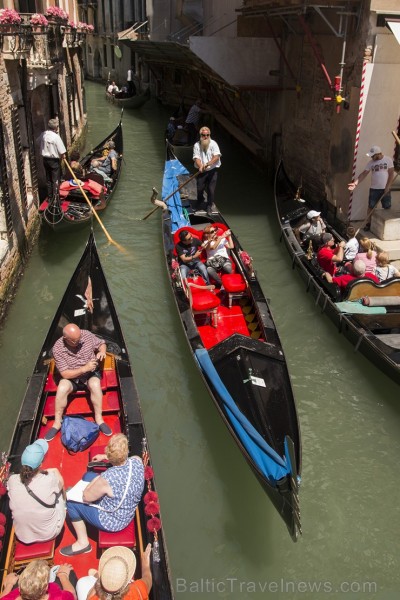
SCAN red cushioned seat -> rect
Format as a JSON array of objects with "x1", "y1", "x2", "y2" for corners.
[
  {"x1": 221, "y1": 273, "x2": 247, "y2": 308},
  {"x1": 191, "y1": 291, "x2": 220, "y2": 311},
  {"x1": 221, "y1": 273, "x2": 246, "y2": 292},
  {"x1": 98, "y1": 519, "x2": 136, "y2": 548},
  {"x1": 44, "y1": 390, "x2": 120, "y2": 418},
  {"x1": 15, "y1": 538, "x2": 55, "y2": 561}
]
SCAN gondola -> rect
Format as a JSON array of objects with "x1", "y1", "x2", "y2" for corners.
[
  {"x1": 157, "y1": 147, "x2": 302, "y2": 541},
  {"x1": 106, "y1": 87, "x2": 150, "y2": 109},
  {"x1": 39, "y1": 113, "x2": 123, "y2": 231},
  {"x1": 275, "y1": 160, "x2": 400, "y2": 385},
  {"x1": 0, "y1": 233, "x2": 174, "y2": 600}
]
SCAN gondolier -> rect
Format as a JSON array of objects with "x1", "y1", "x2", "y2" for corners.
[
  {"x1": 348, "y1": 145, "x2": 395, "y2": 231},
  {"x1": 38, "y1": 119, "x2": 66, "y2": 201},
  {"x1": 193, "y1": 127, "x2": 221, "y2": 216}
]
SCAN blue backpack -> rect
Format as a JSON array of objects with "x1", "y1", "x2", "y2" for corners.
[{"x1": 61, "y1": 416, "x2": 99, "y2": 454}]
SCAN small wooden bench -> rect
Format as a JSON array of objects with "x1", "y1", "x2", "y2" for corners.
[{"x1": 4, "y1": 527, "x2": 55, "y2": 573}]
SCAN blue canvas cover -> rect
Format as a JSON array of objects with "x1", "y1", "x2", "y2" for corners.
[
  {"x1": 195, "y1": 348, "x2": 290, "y2": 484},
  {"x1": 162, "y1": 158, "x2": 190, "y2": 233}
]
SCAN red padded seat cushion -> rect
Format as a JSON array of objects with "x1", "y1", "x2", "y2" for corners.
[
  {"x1": 191, "y1": 291, "x2": 220, "y2": 311},
  {"x1": 98, "y1": 519, "x2": 136, "y2": 548},
  {"x1": 15, "y1": 538, "x2": 55, "y2": 561},
  {"x1": 221, "y1": 273, "x2": 247, "y2": 292},
  {"x1": 44, "y1": 370, "x2": 117, "y2": 393}
]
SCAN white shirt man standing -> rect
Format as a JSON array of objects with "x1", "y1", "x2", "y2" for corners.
[
  {"x1": 348, "y1": 145, "x2": 395, "y2": 230},
  {"x1": 38, "y1": 118, "x2": 66, "y2": 201},
  {"x1": 193, "y1": 127, "x2": 221, "y2": 216}
]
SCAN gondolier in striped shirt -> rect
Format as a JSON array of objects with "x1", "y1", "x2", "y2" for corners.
[{"x1": 38, "y1": 118, "x2": 66, "y2": 201}]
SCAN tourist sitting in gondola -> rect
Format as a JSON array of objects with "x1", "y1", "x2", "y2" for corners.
[
  {"x1": 296, "y1": 210, "x2": 326, "y2": 247},
  {"x1": 91, "y1": 141, "x2": 118, "y2": 178},
  {"x1": 0, "y1": 559, "x2": 77, "y2": 600},
  {"x1": 202, "y1": 224, "x2": 234, "y2": 288},
  {"x1": 44, "y1": 324, "x2": 112, "y2": 442},
  {"x1": 76, "y1": 544, "x2": 152, "y2": 600},
  {"x1": 317, "y1": 233, "x2": 346, "y2": 275},
  {"x1": 375, "y1": 251, "x2": 400, "y2": 281},
  {"x1": 7, "y1": 439, "x2": 66, "y2": 544},
  {"x1": 343, "y1": 226, "x2": 359, "y2": 263},
  {"x1": 175, "y1": 229, "x2": 210, "y2": 284},
  {"x1": 323, "y1": 259, "x2": 379, "y2": 291},
  {"x1": 88, "y1": 160, "x2": 112, "y2": 184},
  {"x1": 107, "y1": 81, "x2": 119, "y2": 95},
  {"x1": 60, "y1": 434, "x2": 144, "y2": 557},
  {"x1": 354, "y1": 237, "x2": 377, "y2": 274}
]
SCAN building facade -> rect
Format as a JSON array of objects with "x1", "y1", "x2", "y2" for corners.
[
  {"x1": 0, "y1": 0, "x2": 88, "y2": 319},
  {"x1": 119, "y1": 0, "x2": 400, "y2": 226}
]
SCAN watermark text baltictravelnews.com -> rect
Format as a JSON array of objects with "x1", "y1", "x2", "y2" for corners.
[{"x1": 175, "y1": 578, "x2": 378, "y2": 594}]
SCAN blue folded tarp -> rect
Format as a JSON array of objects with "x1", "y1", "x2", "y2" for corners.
[
  {"x1": 162, "y1": 158, "x2": 190, "y2": 233},
  {"x1": 195, "y1": 348, "x2": 289, "y2": 484}
]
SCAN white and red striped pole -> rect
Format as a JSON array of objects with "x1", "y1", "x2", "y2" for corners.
[{"x1": 348, "y1": 59, "x2": 368, "y2": 220}]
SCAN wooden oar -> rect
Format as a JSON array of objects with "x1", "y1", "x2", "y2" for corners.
[
  {"x1": 63, "y1": 159, "x2": 124, "y2": 252},
  {"x1": 142, "y1": 170, "x2": 200, "y2": 220}
]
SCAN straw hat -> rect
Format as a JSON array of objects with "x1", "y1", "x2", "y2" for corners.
[{"x1": 99, "y1": 546, "x2": 137, "y2": 594}]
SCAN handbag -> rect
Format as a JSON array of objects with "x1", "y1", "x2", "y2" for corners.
[
  {"x1": 206, "y1": 255, "x2": 229, "y2": 270},
  {"x1": 61, "y1": 416, "x2": 99, "y2": 454}
]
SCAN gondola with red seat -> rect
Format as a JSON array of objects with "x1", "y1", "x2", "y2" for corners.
[{"x1": 0, "y1": 234, "x2": 174, "y2": 600}]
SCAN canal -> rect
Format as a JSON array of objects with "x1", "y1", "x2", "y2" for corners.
[{"x1": 0, "y1": 81, "x2": 399, "y2": 599}]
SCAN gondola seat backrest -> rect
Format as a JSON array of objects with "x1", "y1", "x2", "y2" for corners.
[{"x1": 343, "y1": 278, "x2": 400, "y2": 302}]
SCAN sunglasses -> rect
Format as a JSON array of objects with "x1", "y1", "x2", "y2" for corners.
[
  {"x1": 200, "y1": 133, "x2": 210, "y2": 137},
  {"x1": 184, "y1": 235, "x2": 193, "y2": 242}
]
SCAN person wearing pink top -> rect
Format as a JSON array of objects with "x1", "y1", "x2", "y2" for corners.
[{"x1": 354, "y1": 237, "x2": 377, "y2": 274}]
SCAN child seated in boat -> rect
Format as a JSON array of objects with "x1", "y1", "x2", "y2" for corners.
[
  {"x1": 60, "y1": 434, "x2": 144, "y2": 557},
  {"x1": 343, "y1": 226, "x2": 359, "y2": 262},
  {"x1": 7, "y1": 440, "x2": 66, "y2": 544},
  {"x1": 354, "y1": 237, "x2": 377, "y2": 274},
  {"x1": 375, "y1": 251, "x2": 400, "y2": 282},
  {"x1": 202, "y1": 224, "x2": 234, "y2": 288}
]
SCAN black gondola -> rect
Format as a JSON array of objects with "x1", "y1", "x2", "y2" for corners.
[
  {"x1": 275, "y1": 160, "x2": 400, "y2": 385},
  {"x1": 39, "y1": 113, "x2": 123, "y2": 231},
  {"x1": 106, "y1": 87, "x2": 150, "y2": 109},
  {"x1": 0, "y1": 234, "x2": 174, "y2": 600},
  {"x1": 157, "y1": 147, "x2": 302, "y2": 541}
]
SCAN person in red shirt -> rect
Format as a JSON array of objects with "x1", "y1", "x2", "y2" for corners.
[
  {"x1": 317, "y1": 233, "x2": 345, "y2": 275},
  {"x1": 324, "y1": 259, "x2": 379, "y2": 291}
]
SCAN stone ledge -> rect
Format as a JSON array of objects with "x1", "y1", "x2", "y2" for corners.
[
  {"x1": 371, "y1": 209, "x2": 400, "y2": 241},
  {"x1": 0, "y1": 240, "x2": 8, "y2": 264}
]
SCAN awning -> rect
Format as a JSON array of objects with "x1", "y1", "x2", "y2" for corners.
[{"x1": 386, "y1": 19, "x2": 400, "y2": 45}]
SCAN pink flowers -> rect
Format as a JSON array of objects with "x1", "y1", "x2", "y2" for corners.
[
  {"x1": 45, "y1": 6, "x2": 69, "y2": 22},
  {"x1": 0, "y1": 9, "x2": 22, "y2": 25},
  {"x1": 144, "y1": 465, "x2": 154, "y2": 480},
  {"x1": 30, "y1": 13, "x2": 49, "y2": 27}
]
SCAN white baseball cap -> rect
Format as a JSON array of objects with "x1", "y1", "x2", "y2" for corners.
[
  {"x1": 307, "y1": 210, "x2": 321, "y2": 219},
  {"x1": 366, "y1": 145, "x2": 381, "y2": 157}
]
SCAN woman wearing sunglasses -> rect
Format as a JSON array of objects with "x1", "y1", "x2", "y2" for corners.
[
  {"x1": 202, "y1": 225, "x2": 233, "y2": 288},
  {"x1": 193, "y1": 127, "x2": 221, "y2": 216}
]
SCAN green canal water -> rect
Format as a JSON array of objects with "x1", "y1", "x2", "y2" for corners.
[{"x1": 0, "y1": 81, "x2": 399, "y2": 598}]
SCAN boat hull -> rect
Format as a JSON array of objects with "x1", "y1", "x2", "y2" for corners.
[
  {"x1": 160, "y1": 153, "x2": 302, "y2": 540},
  {"x1": 275, "y1": 161, "x2": 400, "y2": 385}
]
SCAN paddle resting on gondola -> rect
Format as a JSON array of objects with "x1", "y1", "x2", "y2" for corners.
[
  {"x1": 153, "y1": 146, "x2": 302, "y2": 541},
  {"x1": 0, "y1": 233, "x2": 174, "y2": 600},
  {"x1": 275, "y1": 160, "x2": 400, "y2": 386},
  {"x1": 39, "y1": 113, "x2": 123, "y2": 231}
]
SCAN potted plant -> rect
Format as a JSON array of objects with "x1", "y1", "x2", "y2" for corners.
[
  {"x1": 0, "y1": 8, "x2": 21, "y2": 29},
  {"x1": 30, "y1": 13, "x2": 49, "y2": 32},
  {"x1": 45, "y1": 6, "x2": 69, "y2": 24}
]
